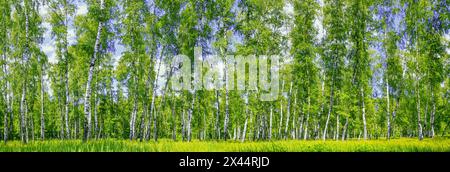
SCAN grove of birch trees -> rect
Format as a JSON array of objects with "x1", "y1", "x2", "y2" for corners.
[{"x1": 0, "y1": 0, "x2": 449, "y2": 143}]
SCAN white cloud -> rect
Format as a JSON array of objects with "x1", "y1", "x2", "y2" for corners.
[
  {"x1": 42, "y1": 43, "x2": 57, "y2": 63},
  {"x1": 68, "y1": 28, "x2": 76, "y2": 45},
  {"x1": 39, "y1": 4, "x2": 49, "y2": 16},
  {"x1": 76, "y1": 4, "x2": 88, "y2": 16}
]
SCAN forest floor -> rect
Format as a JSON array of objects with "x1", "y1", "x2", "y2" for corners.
[{"x1": 0, "y1": 138, "x2": 449, "y2": 152}]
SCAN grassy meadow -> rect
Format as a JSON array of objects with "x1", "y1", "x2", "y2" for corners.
[{"x1": 1, "y1": 138, "x2": 449, "y2": 152}]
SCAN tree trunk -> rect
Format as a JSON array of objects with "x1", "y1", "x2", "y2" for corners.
[
  {"x1": 316, "y1": 74, "x2": 325, "y2": 140},
  {"x1": 269, "y1": 107, "x2": 272, "y2": 140},
  {"x1": 58, "y1": 86, "x2": 64, "y2": 139},
  {"x1": 3, "y1": 52, "x2": 11, "y2": 143},
  {"x1": 342, "y1": 117, "x2": 348, "y2": 141},
  {"x1": 386, "y1": 79, "x2": 391, "y2": 140},
  {"x1": 424, "y1": 92, "x2": 428, "y2": 137},
  {"x1": 335, "y1": 113, "x2": 339, "y2": 140},
  {"x1": 361, "y1": 87, "x2": 367, "y2": 140},
  {"x1": 415, "y1": 53, "x2": 423, "y2": 141},
  {"x1": 20, "y1": 85, "x2": 28, "y2": 143},
  {"x1": 139, "y1": 55, "x2": 154, "y2": 141},
  {"x1": 284, "y1": 82, "x2": 293, "y2": 139},
  {"x1": 430, "y1": 91, "x2": 435, "y2": 138},
  {"x1": 323, "y1": 71, "x2": 335, "y2": 140},
  {"x1": 28, "y1": 101, "x2": 33, "y2": 141},
  {"x1": 145, "y1": 55, "x2": 162, "y2": 141},
  {"x1": 64, "y1": 66, "x2": 70, "y2": 139},
  {"x1": 291, "y1": 109, "x2": 295, "y2": 139},
  {"x1": 20, "y1": 2, "x2": 30, "y2": 144},
  {"x1": 138, "y1": 96, "x2": 147, "y2": 141},
  {"x1": 304, "y1": 90, "x2": 310, "y2": 140},
  {"x1": 417, "y1": 84, "x2": 423, "y2": 140},
  {"x1": 94, "y1": 94, "x2": 99, "y2": 139},
  {"x1": 129, "y1": 76, "x2": 138, "y2": 140},
  {"x1": 181, "y1": 110, "x2": 186, "y2": 141},
  {"x1": 40, "y1": 64, "x2": 45, "y2": 140},
  {"x1": 299, "y1": 113, "x2": 304, "y2": 138},
  {"x1": 171, "y1": 93, "x2": 176, "y2": 141},
  {"x1": 83, "y1": 0, "x2": 104, "y2": 142},
  {"x1": 391, "y1": 97, "x2": 399, "y2": 138},
  {"x1": 241, "y1": 94, "x2": 249, "y2": 142},
  {"x1": 223, "y1": 72, "x2": 229, "y2": 141},
  {"x1": 187, "y1": 93, "x2": 195, "y2": 142},
  {"x1": 214, "y1": 90, "x2": 220, "y2": 139}
]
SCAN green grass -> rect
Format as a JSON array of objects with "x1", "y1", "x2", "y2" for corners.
[{"x1": 1, "y1": 138, "x2": 449, "y2": 152}]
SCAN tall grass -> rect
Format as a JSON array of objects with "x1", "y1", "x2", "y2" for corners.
[{"x1": 0, "y1": 138, "x2": 449, "y2": 152}]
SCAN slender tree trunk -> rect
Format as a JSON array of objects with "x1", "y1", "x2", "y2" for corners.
[
  {"x1": 94, "y1": 94, "x2": 99, "y2": 139},
  {"x1": 299, "y1": 113, "x2": 304, "y2": 138},
  {"x1": 181, "y1": 110, "x2": 185, "y2": 141},
  {"x1": 391, "y1": 97, "x2": 399, "y2": 138},
  {"x1": 342, "y1": 117, "x2": 348, "y2": 141},
  {"x1": 424, "y1": 91, "x2": 429, "y2": 137},
  {"x1": 284, "y1": 82, "x2": 293, "y2": 139},
  {"x1": 40, "y1": 64, "x2": 45, "y2": 140},
  {"x1": 129, "y1": 76, "x2": 138, "y2": 140},
  {"x1": 386, "y1": 79, "x2": 391, "y2": 140},
  {"x1": 361, "y1": 87, "x2": 367, "y2": 140},
  {"x1": 145, "y1": 55, "x2": 161, "y2": 141},
  {"x1": 138, "y1": 96, "x2": 147, "y2": 141},
  {"x1": 233, "y1": 127, "x2": 236, "y2": 140},
  {"x1": 58, "y1": 85, "x2": 64, "y2": 139},
  {"x1": 279, "y1": 100, "x2": 283, "y2": 139},
  {"x1": 64, "y1": 66, "x2": 70, "y2": 139},
  {"x1": 237, "y1": 126, "x2": 241, "y2": 141},
  {"x1": 3, "y1": 52, "x2": 11, "y2": 143},
  {"x1": 139, "y1": 54, "x2": 154, "y2": 141},
  {"x1": 316, "y1": 74, "x2": 325, "y2": 140},
  {"x1": 304, "y1": 90, "x2": 310, "y2": 140},
  {"x1": 20, "y1": 84, "x2": 28, "y2": 143},
  {"x1": 153, "y1": 107, "x2": 159, "y2": 142},
  {"x1": 415, "y1": 52, "x2": 423, "y2": 141},
  {"x1": 214, "y1": 90, "x2": 220, "y2": 139},
  {"x1": 171, "y1": 93, "x2": 176, "y2": 141},
  {"x1": 187, "y1": 93, "x2": 195, "y2": 142},
  {"x1": 20, "y1": 2, "x2": 30, "y2": 144},
  {"x1": 417, "y1": 84, "x2": 423, "y2": 140},
  {"x1": 323, "y1": 67, "x2": 335, "y2": 140},
  {"x1": 335, "y1": 113, "x2": 339, "y2": 140},
  {"x1": 269, "y1": 107, "x2": 273, "y2": 140},
  {"x1": 28, "y1": 102, "x2": 33, "y2": 141},
  {"x1": 278, "y1": 81, "x2": 284, "y2": 139},
  {"x1": 430, "y1": 91, "x2": 435, "y2": 138},
  {"x1": 223, "y1": 72, "x2": 229, "y2": 141},
  {"x1": 241, "y1": 94, "x2": 249, "y2": 142},
  {"x1": 291, "y1": 110, "x2": 295, "y2": 139},
  {"x1": 83, "y1": 0, "x2": 104, "y2": 142}
]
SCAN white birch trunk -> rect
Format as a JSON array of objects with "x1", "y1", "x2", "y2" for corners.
[
  {"x1": 40, "y1": 63, "x2": 45, "y2": 140},
  {"x1": 3, "y1": 52, "x2": 11, "y2": 143},
  {"x1": 64, "y1": 65, "x2": 70, "y2": 138},
  {"x1": 386, "y1": 79, "x2": 391, "y2": 140},
  {"x1": 430, "y1": 91, "x2": 435, "y2": 138},
  {"x1": 269, "y1": 107, "x2": 272, "y2": 140},
  {"x1": 361, "y1": 87, "x2": 367, "y2": 140},
  {"x1": 215, "y1": 90, "x2": 220, "y2": 139},
  {"x1": 284, "y1": 82, "x2": 293, "y2": 139},
  {"x1": 304, "y1": 90, "x2": 310, "y2": 140},
  {"x1": 83, "y1": 0, "x2": 104, "y2": 141}
]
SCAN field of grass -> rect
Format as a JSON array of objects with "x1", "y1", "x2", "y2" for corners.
[{"x1": 1, "y1": 138, "x2": 449, "y2": 152}]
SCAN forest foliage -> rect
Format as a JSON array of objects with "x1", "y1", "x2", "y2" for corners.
[{"x1": 0, "y1": 0, "x2": 449, "y2": 144}]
